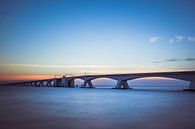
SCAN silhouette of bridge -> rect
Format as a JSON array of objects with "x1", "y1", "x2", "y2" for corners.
[{"x1": 12, "y1": 71, "x2": 195, "y2": 91}]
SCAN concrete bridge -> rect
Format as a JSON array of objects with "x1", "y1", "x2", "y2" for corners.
[{"x1": 21, "y1": 71, "x2": 195, "y2": 90}]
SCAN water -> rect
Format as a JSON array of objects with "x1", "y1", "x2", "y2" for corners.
[
  {"x1": 0, "y1": 85, "x2": 195, "y2": 129},
  {"x1": 95, "y1": 85, "x2": 187, "y2": 90}
]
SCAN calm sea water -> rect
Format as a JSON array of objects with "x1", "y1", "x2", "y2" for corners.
[
  {"x1": 94, "y1": 85, "x2": 188, "y2": 90},
  {"x1": 0, "y1": 85, "x2": 195, "y2": 129}
]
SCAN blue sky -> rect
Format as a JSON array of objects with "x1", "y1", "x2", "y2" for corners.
[{"x1": 0, "y1": 0, "x2": 195, "y2": 81}]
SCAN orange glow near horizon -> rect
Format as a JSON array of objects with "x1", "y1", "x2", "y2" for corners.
[{"x1": 0, "y1": 74, "x2": 60, "y2": 82}]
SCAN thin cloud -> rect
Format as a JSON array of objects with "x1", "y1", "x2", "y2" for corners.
[
  {"x1": 188, "y1": 36, "x2": 195, "y2": 42},
  {"x1": 149, "y1": 37, "x2": 161, "y2": 43},
  {"x1": 185, "y1": 58, "x2": 195, "y2": 61},
  {"x1": 165, "y1": 58, "x2": 180, "y2": 62},
  {"x1": 152, "y1": 61, "x2": 160, "y2": 63},
  {"x1": 165, "y1": 58, "x2": 195, "y2": 62},
  {"x1": 151, "y1": 35, "x2": 195, "y2": 44},
  {"x1": 153, "y1": 58, "x2": 195, "y2": 63},
  {"x1": 168, "y1": 36, "x2": 184, "y2": 44},
  {"x1": 175, "y1": 36, "x2": 184, "y2": 42}
]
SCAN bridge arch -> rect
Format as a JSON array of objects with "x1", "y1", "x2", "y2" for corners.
[
  {"x1": 49, "y1": 80, "x2": 55, "y2": 87},
  {"x1": 127, "y1": 76, "x2": 189, "y2": 90},
  {"x1": 42, "y1": 80, "x2": 48, "y2": 86},
  {"x1": 91, "y1": 77, "x2": 118, "y2": 88},
  {"x1": 74, "y1": 78, "x2": 84, "y2": 87}
]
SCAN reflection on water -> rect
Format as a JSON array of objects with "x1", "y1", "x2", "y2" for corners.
[
  {"x1": 0, "y1": 86, "x2": 195, "y2": 129},
  {"x1": 94, "y1": 85, "x2": 188, "y2": 90}
]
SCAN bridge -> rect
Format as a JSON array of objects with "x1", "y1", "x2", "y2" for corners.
[{"x1": 17, "y1": 71, "x2": 195, "y2": 90}]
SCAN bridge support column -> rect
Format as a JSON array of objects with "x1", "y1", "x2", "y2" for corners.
[
  {"x1": 115, "y1": 80, "x2": 129, "y2": 89},
  {"x1": 62, "y1": 77, "x2": 75, "y2": 88},
  {"x1": 39, "y1": 81, "x2": 44, "y2": 87},
  {"x1": 38, "y1": 81, "x2": 42, "y2": 87},
  {"x1": 34, "y1": 82, "x2": 38, "y2": 87},
  {"x1": 30, "y1": 82, "x2": 33, "y2": 86},
  {"x1": 184, "y1": 81, "x2": 195, "y2": 91},
  {"x1": 46, "y1": 81, "x2": 52, "y2": 87},
  {"x1": 37, "y1": 81, "x2": 40, "y2": 87},
  {"x1": 54, "y1": 79, "x2": 62, "y2": 87},
  {"x1": 61, "y1": 77, "x2": 66, "y2": 87},
  {"x1": 33, "y1": 81, "x2": 37, "y2": 87},
  {"x1": 189, "y1": 81, "x2": 195, "y2": 89},
  {"x1": 64, "y1": 79, "x2": 69, "y2": 87},
  {"x1": 68, "y1": 79, "x2": 75, "y2": 87},
  {"x1": 36, "y1": 82, "x2": 40, "y2": 87},
  {"x1": 37, "y1": 82, "x2": 41, "y2": 87},
  {"x1": 81, "y1": 80, "x2": 94, "y2": 88}
]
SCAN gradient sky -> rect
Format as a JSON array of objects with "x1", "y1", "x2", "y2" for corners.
[{"x1": 0, "y1": 0, "x2": 195, "y2": 82}]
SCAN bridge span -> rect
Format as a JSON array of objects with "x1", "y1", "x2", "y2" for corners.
[{"x1": 19, "y1": 71, "x2": 195, "y2": 90}]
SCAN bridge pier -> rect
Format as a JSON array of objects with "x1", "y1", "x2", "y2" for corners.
[
  {"x1": 31, "y1": 81, "x2": 34, "y2": 86},
  {"x1": 38, "y1": 81, "x2": 43, "y2": 87},
  {"x1": 54, "y1": 79, "x2": 62, "y2": 87},
  {"x1": 63, "y1": 79, "x2": 69, "y2": 87},
  {"x1": 189, "y1": 81, "x2": 195, "y2": 89},
  {"x1": 62, "y1": 78, "x2": 75, "y2": 88},
  {"x1": 115, "y1": 80, "x2": 129, "y2": 89},
  {"x1": 184, "y1": 81, "x2": 195, "y2": 91},
  {"x1": 81, "y1": 80, "x2": 94, "y2": 88},
  {"x1": 39, "y1": 81, "x2": 44, "y2": 87},
  {"x1": 62, "y1": 77, "x2": 75, "y2": 88},
  {"x1": 33, "y1": 81, "x2": 37, "y2": 87},
  {"x1": 46, "y1": 80, "x2": 52, "y2": 87},
  {"x1": 28, "y1": 82, "x2": 30, "y2": 86},
  {"x1": 68, "y1": 79, "x2": 75, "y2": 87},
  {"x1": 29, "y1": 82, "x2": 33, "y2": 86},
  {"x1": 29, "y1": 82, "x2": 32, "y2": 86},
  {"x1": 61, "y1": 77, "x2": 66, "y2": 87},
  {"x1": 36, "y1": 81, "x2": 40, "y2": 87},
  {"x1": 28, "y1": 82, "x2": 31, "y2": 86}
]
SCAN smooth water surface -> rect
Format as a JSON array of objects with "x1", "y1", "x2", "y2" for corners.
[{"x1": 0, "y1": 86, "x2": 195, "y2": 129}]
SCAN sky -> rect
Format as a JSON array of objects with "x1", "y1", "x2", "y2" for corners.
[{"x1": 0, "y1": 0, "x2": 195, "y2": 82}]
